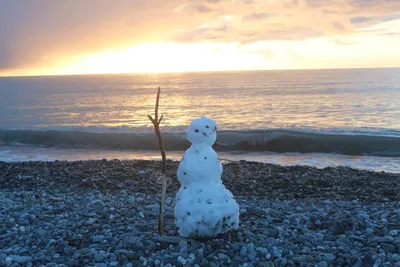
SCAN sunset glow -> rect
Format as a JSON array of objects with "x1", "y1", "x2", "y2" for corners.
[{"x1": 1, "y1": 0, "x2": 400, "y2": 76}]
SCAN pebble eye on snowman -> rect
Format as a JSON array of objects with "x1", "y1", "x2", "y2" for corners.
[{"x1": 175, "y1": 116, "x2": 240, "y2": 238}]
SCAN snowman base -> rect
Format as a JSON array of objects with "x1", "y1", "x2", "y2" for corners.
[{"x1": 175, "y1": 182, "x2": 239, "y2": 238}]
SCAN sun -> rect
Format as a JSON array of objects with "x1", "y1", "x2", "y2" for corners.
[{"x1": 40, "y1": 42, "x2": 271, "y2": 76}]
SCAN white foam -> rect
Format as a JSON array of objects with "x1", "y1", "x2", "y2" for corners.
[{"x1": 0, "y1": 146, "x2": 398, "y2": 173}]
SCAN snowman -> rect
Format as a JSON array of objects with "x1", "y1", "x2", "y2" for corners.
[{"x1": 174, "y1": 117, "x2": 240, "y2": 238}]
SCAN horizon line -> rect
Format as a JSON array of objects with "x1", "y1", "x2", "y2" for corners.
[{"x1": 0, "y1": 66, "x2": 399, "y2": 78}]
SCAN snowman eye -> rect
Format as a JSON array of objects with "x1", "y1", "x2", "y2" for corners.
[
  {"x1": 214, "y1": 126, "x2": 217, "y2": 130},
  {"x1": 194, "y1": 129, "x2": 199, "y2": 133},
  {"x1": 205, "y1": 125, "x2": 209, "y2": 129}
]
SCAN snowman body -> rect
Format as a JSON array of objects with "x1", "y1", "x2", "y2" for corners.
[{"x1": 175, "y1": 117, "x2": 239, "y2": 238}]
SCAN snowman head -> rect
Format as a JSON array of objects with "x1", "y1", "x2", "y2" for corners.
[{"x1": 186, "y1": 117, "x2": 217, "y2": 146}]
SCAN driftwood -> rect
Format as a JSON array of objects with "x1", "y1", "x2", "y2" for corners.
[{"x1": 147, "y1": 87, "x2": 168, "y2": 235}]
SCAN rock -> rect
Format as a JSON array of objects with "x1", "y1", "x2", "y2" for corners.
[
  {"x1": 373, "y1": 259, "x2": 381, "y2": 266},
  {"x1": 240, "y1": 246, "x2": 247, "y2": 257},
  {"x1": 156, "y1": 236, "x2": 182, "y2": 244},
  {"x1": 94, "y1": 264, "x2": 107, "y2": 267},
  {"x1": 256, "y1": 247, "x2": 268, "y2": 255},
  {"x1": 361, "y1": 254, "x2": 374, "y2": 266},
  {"x1": 92, "y1": 235, "x2": 105, "y2": 242},
  {"x1": 274, "y1": 258, "x2": 287, "y2": 267},
  {"x1": 350, "y1": 250, "x2": 358, "y2": 255},
  {"x1": 138, "y1": 211, "x2": 145, "y2": 219},
  {"x1": 217, "y1": 253, "x2": 230, "y2": 263},
  {"x1": 392, "y1": 253, "x2": 400, "y2": 261},
  {"x1": 200, "y1": 258, "x2": 209, "y2": 267},
  {"x1": 380, "y1": 243, "x2": 397, "y2": 254},
  {"x1": 349, "y1": 235, "x2": 365, "y2": 241},
  {"x1": 389, "y1": 230, "x2": 398, "y2": 236},
  {"x1": 163, "y1": 255, "x2": 175, "y2": 265},
  {"x1": 371, "y1": 236, "x2": 394, "y2": 243},
  {"x1": 351, "y1": 257, "x2": 362, "y2": 267},
  {"x1": 90, "y1": 199, "x2": 105, "y2": 206},
  {"x1": 128, "y1": 196, "x2": 136, "y2": 204},
  {"x1": 7, "y1": 255, "x2": 32, "y2": 264},
  {"x1": 178, "y1": 256, "x2": 186, "y2": 265},
  {"x1": 95, "y1": 254, "x2": 104, "y2": 262},
  {"x1": 316, "y1": 261, "x2": 328, "y2": 267},
  {"x1": 0, "y1": 232, "x2": 13, "y2": 240},
  {"x1": 265, "y1": 261, "x2": 275, "y2": 267},
  {"x1": 272, "y1": 248, "x2": 282, "y2": 258},
  {"x1": 322, "y1": 253, "x2": 336, "y2": 263},
  {"x1": 247, "y1": 243, "x2": 255, "y2": 260}
]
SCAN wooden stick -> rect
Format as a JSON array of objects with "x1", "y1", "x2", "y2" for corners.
[{"x1": 148, "y1": 87, "x2": 168, "y2": 235}]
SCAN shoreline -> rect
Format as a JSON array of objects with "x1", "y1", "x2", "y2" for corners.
[
  {"x1": 1, "y1": 159, "x2": 399, "y2": 202},
  {"x1": 0, "y1": 159, "x2": 399, "y2": 266}
]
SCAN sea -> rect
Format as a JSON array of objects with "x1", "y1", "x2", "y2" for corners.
[{"x1": 1, "y1": 68, "x2": 399, "y2": 173}]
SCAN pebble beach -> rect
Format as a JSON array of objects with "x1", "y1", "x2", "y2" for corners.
[{"x1": 0, "y1": 159, "x2": 399, "y2": 267}]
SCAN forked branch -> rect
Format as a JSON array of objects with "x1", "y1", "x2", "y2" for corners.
[{"x1": 148, "y1": 87, "x2": 168, "y2": 235}]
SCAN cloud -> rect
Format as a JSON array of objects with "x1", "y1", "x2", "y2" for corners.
[
  {"x1": 351, "y1": 16, "x2": 373, "y2": 24},
  {"x1": 1, "y1": 0, "x2": 399, "y2": 73},
  {"x1": 329, "y1": 37, "x2": 357, "y2": 45},
  {"x1": 243, "y1": 12, "x2": 275, "y2": 21},
  {"x1": 196, "y1": 5, "x2": 214, "y2": 13}
]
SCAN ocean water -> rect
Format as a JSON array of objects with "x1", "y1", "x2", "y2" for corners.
[{"x1": 0, "y1": 68, "x2": 399, "y2": 172}]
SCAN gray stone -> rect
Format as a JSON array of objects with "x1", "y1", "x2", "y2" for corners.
[
  {"x1": 200, "y1": 258, "x2": 209, "y2": 267},
  {"x1": 95, "y1": 254, "x2": 104, "y2": 262},
  {"x1": 371, "y1": 236, "x2": 394, "y2": 243},
  {"x1": 7, "y1": 255, "x2": 32, "y2": 264},
  {"x1": 380, "y1": 243, "x2": 397, "y2": 254},
  {"x1": 274, "y1": 258, "x2": 287, "y2": 267},
  {"x1": 389, "y1": 230, "x2": 398, "y2": 236},
  {"x1": 256, "y1": 247, "x2": 268, "y2": 255},
  {"x1": 351, "y1": 257, "x2": 362, "y2": 267},
  {"x1": 272, "y1": 248, "x2": 282, "y2": 258},
  {"x1": 350, "y1": 235, "x2": 365, "y2": 241},
  {"x1": 0, "y1": 232, "x2": 13, "y2": 240},
  {"x1": 92, "y1": 235, "x2": 105, "y2": 242},
  {"x1": 247, "y1": 243, "x2": 256, "y2": 261},
  {"x1": 392, "y1": 253, "x2": 400, "y2": 261},
  {"x1": 178, "y1": 256, "x2": 187, "y2": 265},
  {"x1": 322, "y1": 253, "x2": 336, "y2": 263},
  {"x1": 316, "y1": 261, "x2": 328, "y2": 267},
  {"x1": 240, "y1": 246, "x2": 247, "y2": 257}
]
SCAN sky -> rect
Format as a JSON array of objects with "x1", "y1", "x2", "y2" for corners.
[{"x1": 0, "y1": 0, "x2": 400, "y2": 76}]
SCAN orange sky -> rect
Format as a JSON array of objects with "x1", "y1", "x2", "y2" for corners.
[{"x1": 0, "y1": 0, "x2": 400, "y2": 76}]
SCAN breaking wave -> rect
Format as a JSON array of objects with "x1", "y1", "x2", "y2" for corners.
[{"x1": 1, "y1": 128, "x2": 399, "y2": 157}]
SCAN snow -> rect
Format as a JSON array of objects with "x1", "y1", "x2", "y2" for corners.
[
  {"x1": 186, "y1": 116, "x2": 217, "y2": 146},
  {"x1": 175, "y1": 117, "x2": 239, "y2": 238}
]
